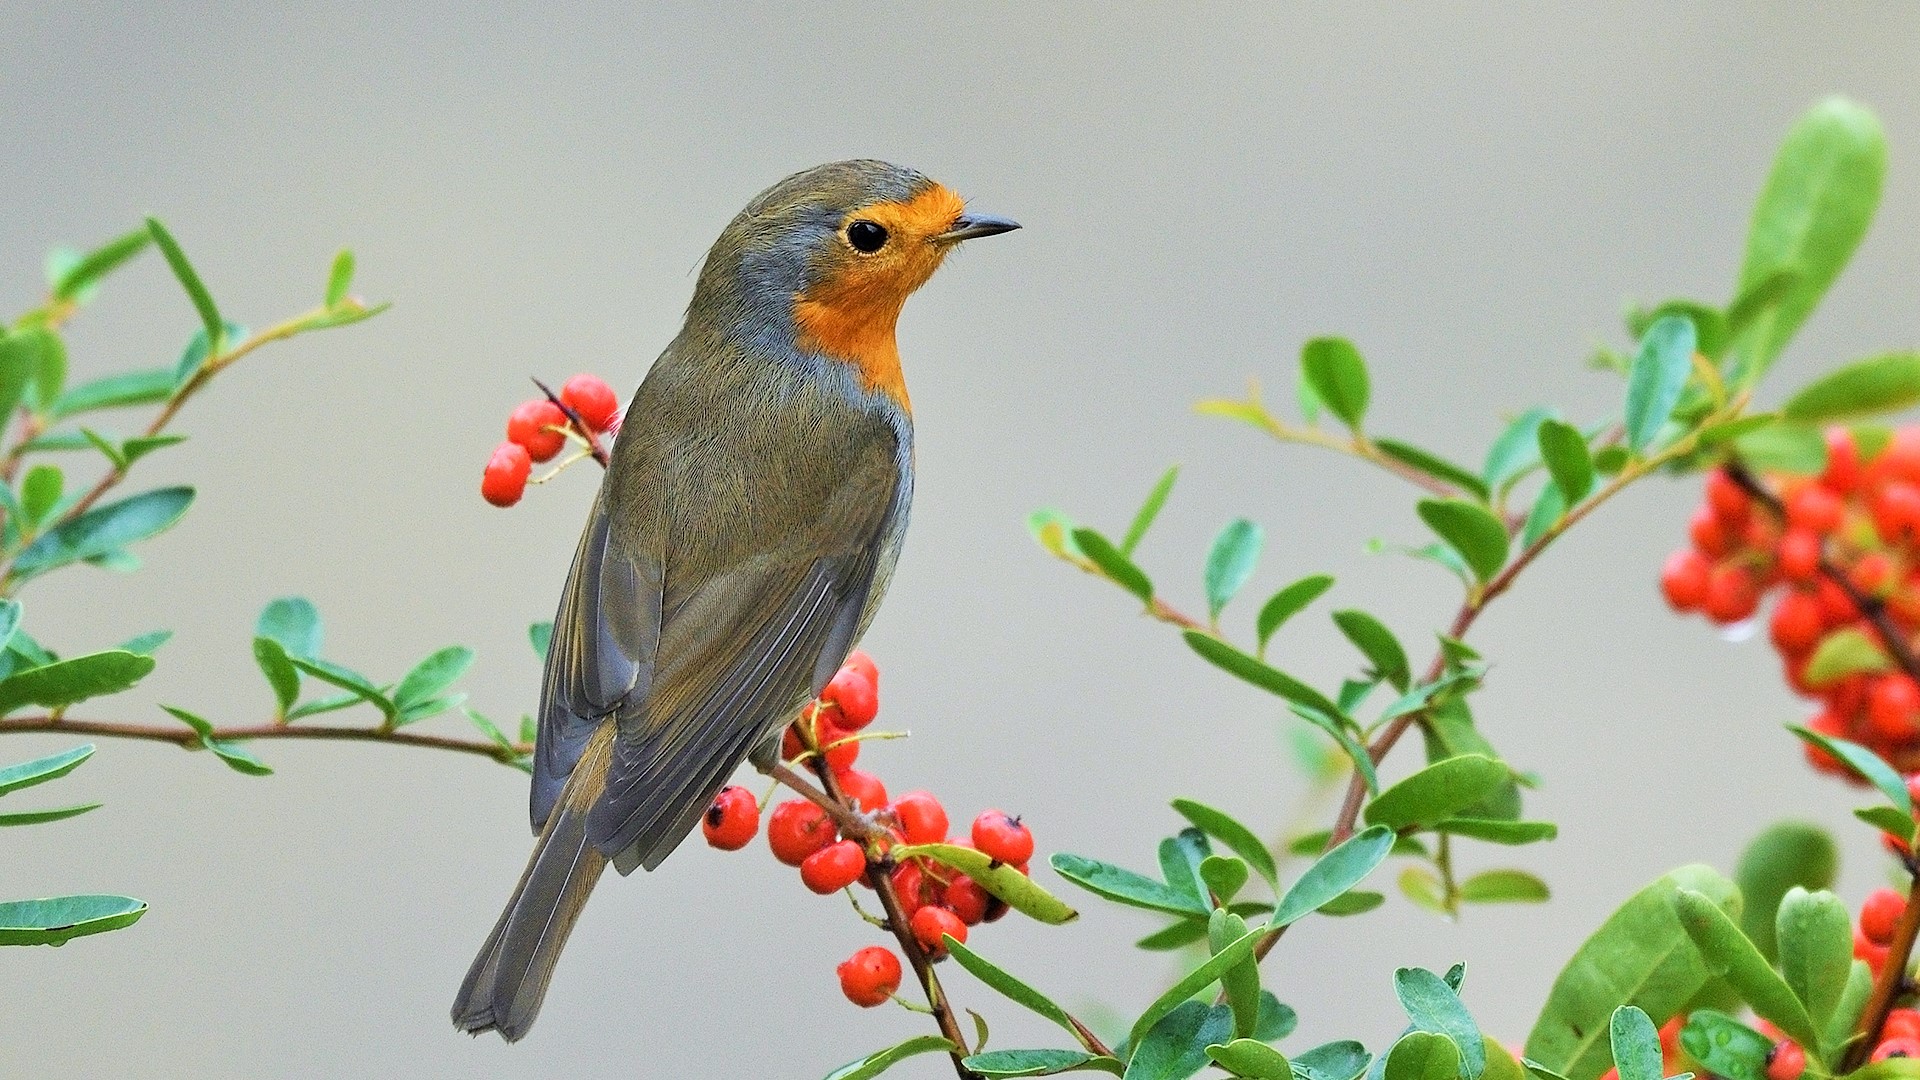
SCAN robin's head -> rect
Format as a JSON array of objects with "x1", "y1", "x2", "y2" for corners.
[{"x1": 690, "y1": 160, "x2": 1018, "y2": 403}]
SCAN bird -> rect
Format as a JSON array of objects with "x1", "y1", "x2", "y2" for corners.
[{"x1": 451, "y1": 159, "x2": 1019, "y2": 1042}]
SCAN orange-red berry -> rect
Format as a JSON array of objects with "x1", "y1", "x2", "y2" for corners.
[
  {"x1": 1689, "y1": 506, "x2": 1734, "y2": 557},
  {"x1": 1786, "y1": 485, "x2": 1846, "y2": 535},
  {"x1": 800, "y1": 839, "x2": 867, "y2": 894},
  {"x1": 1777, "y1": 529, "x2": 1823, "y2": 582},
  {"x1": 1861, "y1": 886, "x2": 1906, "y2": 945},
  {"x1": 842, "y1": 649, "x2": 879, "y2": 686},
  {"x1": 1872, "y1": 1036, "x2": 1920, "y2": 1062},
  {"x1": 1856, "y1": 926, "x2": 1892, "y2": 971},
  {"x1": 767, "y1": 800, "x2": 836, "y2": 866},
  {"x1": 836, "y1": 946, "x2": 902, "y2": 1007},
  {"x1": 1869, "y1": 677, "x2": 1920, "y2": 742},
  {"x1": 1886, "y1": 1008, "x2": 1920, "y2": 1042},
  {"x1": 1770, "y1": 591, "x2": 1825, "y2": 655},
  {"x1": 971, "y1": 810, "x2": 1035, "y2": 865},
  {"x1": 560, "y1": 374, "x2": 620, "y2": 433},
  {"x1": 701, "y1": 786, "x2": 759, "y2": 850},
  {"x1": 945, "y1": 875, "x2": 991, "y2": 925},
  {"x1": 1875, "y1": 482, "x2": 1920, "y2": 546},
  {"x1": 1705, "y1": 469, "x2": 1751, "y2": 524},
  {"x1": 1660, "y1": 549, "x2": 1712, "y2": 611},
  {"x1": 910, "y1": 905, "x2": 967, "y2": 956},
  {"x1": 890, "y1": 791, "x2": 949, "y2": 846},
  {"x1": 891, "y1": 861, "x2": 933, "y2": 915},
  {"x1": 506, "y1": 399, "x2": 568, "y2": 462},
  {"x1": 1823, "y1": 427, "x2": 1863, "y2": 493},
  {"x1": 1766, "y1": 1041, "x2": 1807, "y2": 1080},
  {"x1": 835, "y1": 767, "x2": 888, "y2": 812},
  {"x1": 1704, "y1": 565, "x2": 1760, "y2": 624},
  {"x1": 481, "y1": 442, "x2": 532, "y2": 507},
  {"x1": 822, "y1": 666, "x2": 880, "y2": 730}
]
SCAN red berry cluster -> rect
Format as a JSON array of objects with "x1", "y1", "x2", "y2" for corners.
[
  {"x1": 1662, "y1": 428, "x2": 1920, "y2": 771},
  {"x1": 696, "y1": 650, "x2": 1041, "y2": 1009},
  {"x1": 480, "y1": 374, "x2": 622, "y2": 507}
]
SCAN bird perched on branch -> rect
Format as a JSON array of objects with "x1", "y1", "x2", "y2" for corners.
[{"x1": 452, "y1": 160, "x2": 1019, "y2": 1041}]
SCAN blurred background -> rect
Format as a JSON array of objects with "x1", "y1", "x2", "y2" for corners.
[{"x1": 5, "y1": 4, "x2": 1919, "y2": 1077}]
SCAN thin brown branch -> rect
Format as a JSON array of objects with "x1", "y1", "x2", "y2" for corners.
[
  {"x1": 0, "y1": 714, "x2": 529, "y2": 762},
  {"x1": 532, "y1": 377, "x2": 611, "y2": 468}
]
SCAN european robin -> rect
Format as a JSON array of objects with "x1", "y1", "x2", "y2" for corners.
[{"x1": 451, "y1": 160, "x2": 1018, "y2": 1040}]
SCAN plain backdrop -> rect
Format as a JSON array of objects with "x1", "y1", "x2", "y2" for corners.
[{"x1": 5, "y1": 5, "x2": 1919, "y2": 1078}]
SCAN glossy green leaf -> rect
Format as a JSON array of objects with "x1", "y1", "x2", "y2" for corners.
[
  {"x1": 529, "y1": 621, "x2": 553, "y2": 660},
  {"x1": 1171, "y1": 798, "x2": 1277, "y2": 888},
  {"x1": 1374, "y1": 439, "x2": 1491, "y2": 501},
  {"x1": 146, "y1": 218, "x2": 224, "y2": 355},
  {"x1": 252, "y1": 637, "x2": 300, "y2": 715},
  {"x1": 1671, "y1": 887, "x2": 1818, "y2": 1051},
  {"x1": 284, "y1": 692, "x2": 359, "y2": 722},
  {"x1": 1459, "y1": 870, "x2": 1550, "y2": 904},
  {"x1": 1159, "y1": 829, "x2": 1211, "y2": 909},
  {"x1": 1331, "y1": 610, "x2": 1411, "y2": 691},
  {"x1": 1774, "y1": 887, "x2": 1852, "y2": 1053},
  {"x1": 1302, "y1": 337, "x2": 1370, "y2": 430},
  {"x1": 0, "y1": 802, "x2": 101, "y2": 826},
  {"x1": 1416, "y1": 500, "x2": 1508, "y2": 584},
  {"x1": 1205, "y1": 519, "x2": 1264, "y2": 620},
  {"x1": 897, "y1": 843, "x2": 1077, "y2": 924},
  {"x1": 1397, "y1": 966, "x2": 1485, "y2": 1079},
  {"x1": 325, "y1": 249, "x2": 356, "y2": 306},
  {"x1": 1525, "y1": 865, "x2": 1740, "y2": 1080},
  {"x1": 1826, "y1": 960, "x2": 1872, "y2": 1056},
  {"x1": 1432, "y1": 818, "x2": 1555, "y2": 845},
  {"x1": 1783, "y1": 353, "x2": 1920, "y2": 423},
  {"x1": 1537, "y1": 421, "x2": 1594, "y2": 504},
  {"x1": 162, "y1": 705, "x2": 273, "y2": 775},
  {"x1": 1200, "y1": 856, "x2": 1250, "y2": 905},
  {"x1": 1295, "y1": 1042, "x2": 1373, "y2": 1080},
  {"x1": 1629, "y1": 300, "x2": 1726, "y2": 361},
  {"x1": 50, "y1": 369, "x2": 176, "y2": 421},
  {"x1": 287, "y1": 657, "x2": 396, "y2": 724},
  {"x1": 1384, "y1": 1032, "x2": 1461, "y2": 1080},
  {"x1": 1206, "y1": 1040, "x2": 1291, "y2": 1080},
  {"x1": 1074, "y1": 528, "x2": 1153, "y2": 604},
  {"x1": 11, "y1": 487, "x2": 194, "y2": 582},
  {"x1": 1857, "y1": 805, "x2": 1916, "y2": 844},
  {"x1": 1733, "y1": 97, "x2": 1886, "y2": 380},
  {"x1": 0, "y1": 651, "x2": 154, "y2": 715},
  {"x1": 1365, "y1": 755, "x2": 1508, "y2": 831},
  {"x1": 1786, "y1": 725, "x2": 1909, "y2": 813},
  {"x1": 1608, "y1": 1007, "x2": 1665, "y2": 1080},
  {"x1": 394, "y1": 646, "x2": 474, "y2": 714},
  {"x1": 964, "y1": 1049, "x2": 1119, "y2": 1077},
  {"x1": 0, "y1": 894, "x2": 146, "y2": 946},
  {"x1": 122, "y1": 434, "x2": 186, "y2": 466},
  {"x1": 1207, "y1": 908, "x2": 1261, "y2": 1039},
  {"x1": 1122, "y1": 466, "x2": 1179, "y2": 556},
  {"x1": 1320, "y1": 890, "x2": 1386, "y2": 916},
  {"x1": 1677, "y1": 1010, "x2": 1770, "y2": 1080},
  {"x1": 1050, "y1": 852, "x2": 1202, "y2": 916},
  {"x1": 1128, "y1": 930, "x2": 1260, "y2": 1054},
  {"x1": 1184, "y1": 631, "x2": 1346, "y2": 719},
  {"x1": 1801, "y1": 627, "x2": 1890, "y2": 686},
  {"x1": 1127, "y1": 1000, "x2": 1232, "y2": 1079},
  {"x1": 51, "y1": 227, "x2": 152, "y2": 300},
  {"x1": 945, "y1": 937, "x2": 1095, "y2": 1050},
  {"x1": 1624, "y1": 316, "x2": 1698, "y2": 453},
  {"x1": 1256, "y1": 575, "x2": 1334, "y2": 655},
  {"x1": 822, "y1": 1035, "x2": 958, "y2": 1080},
  {"x1": 1274, "y1": 825, "x2": 1395, "y2": 926},
  {"x1": 1483, "y1": 408, "x2": 1557, "y2": 490},
  {"x1": 0, "y1": 744, "x2": 93, "y2": 796},
  {"x1": 257, "y1": 597, "x2": 321, "y2": 659}
]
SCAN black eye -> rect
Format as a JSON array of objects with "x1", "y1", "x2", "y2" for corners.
[{"x1": 846, "y1": 220, "x2": 888, "y2": 253}]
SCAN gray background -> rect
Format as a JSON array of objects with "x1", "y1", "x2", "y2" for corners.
[{"x1": 5, "y1": 4, "x2": 1919, "y2": 1077}]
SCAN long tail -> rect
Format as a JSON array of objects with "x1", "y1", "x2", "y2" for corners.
[{"x1": 451, "y1": 725, "x2": 614, "y2": 1042}]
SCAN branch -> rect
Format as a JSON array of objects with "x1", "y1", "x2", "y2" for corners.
[
  {"x1": 0, "y1": 714, "x2": 529, "y2": 763},
  {"x1": 1847, "y1": 855, "x2": 1920, "y2": 1069}
]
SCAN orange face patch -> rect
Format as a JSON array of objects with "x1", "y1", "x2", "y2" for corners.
[{"x1": 792, "y1": 184, "x2": 969, "y2": 410}]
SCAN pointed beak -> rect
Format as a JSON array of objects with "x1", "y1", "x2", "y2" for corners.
[{"x1": 936, "y1": 212, "x2": 1022, "y2": 243}]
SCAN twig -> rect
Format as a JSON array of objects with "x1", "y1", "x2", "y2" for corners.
[
  {"x1": 0, "y1": 714, "x2": 529, "y2": 762},
  {"x1": 532, "y1": 377, "x2": 610, "y2": 468}
]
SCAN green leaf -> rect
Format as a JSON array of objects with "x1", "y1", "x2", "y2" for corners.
[
  {"x1": 896, "y1": 843, "x2": 1077, "y2": 924},
  {"x1": 1384, "y1": 1032, "x2": 1461, "y2": 1080},
  {"x1": 1774, "y1": 887, "x2": 1852, "y2": 1054},
  {"x1": 1858, "y1": 805, "x2": 1916, "y2": 844},
  {"x1": 1256, "y1": 575, "x2": 1334, "y2": 655},
  {"x1": 1483, "y1": 408, "x2": 1557, "y2": 490},
  {"x1": 1786, "y1": 725, "x2": 1910, "y2": 813},
  {"x1": 1320, "y1": 890, "x2": 1386, "y2": 916},
  {"x1": 1127, "y1": 931, "x2": 1260, "y2": 1055},
  {"x1": 162, "y1": 705, "x2": 273, "y2": 775},
  {"x1": 118, "y1": 630, "x2": 170, "y2": 656},
  {"x1": 1400, "y1": 865, "x2": 1449, "y2": 913},
  {"x1": 1294, "y1": 1042, "x2": 1373, "y2": 1080},
  {"x1": 1030, "y1": 508, "x2": 1084, "y2": 560},
  {"x1": 1624, "y1": 316, "x2": 1698, "y2": 453},
  {"x1": 49, "y1": 369, "x2": 176, "y2": 420},
  {"x1": 0, "y1": 600, "x2": 23, "y2": 656},
  {"x1": 122, "y1": 434, "x2": 186, "y2": 466},
  {"x1": 1126, "y1": 1001, "x2": 1231, "y2": 1079},
  {"x1": 170, "y1": 321, "x2": 247, "y2": 388},
  {"x1": 1735, "y1": 821, "x2": 1838, "y2": 962},
  {"x1": 0, "y1": 744, "x2": 93, "y2": 795},
  {"x1": 1122, "y1": 466, "x2": 1180, "y2": 556},
  {"x1": 1274, "y1": 825, "x2": 1395, "y2": 926},
  {"x1": 1397, "y1": 966, "x2": 1486, "y2": 1079},
  {"x1": 1374, "y1": 439, "x2": 1491, "y2": 502},
  {"x1": 1733, "y1": 97, "x2": 1886, "y2": 381},
  {"x1": 1827, "y1": 960, "x2": 1873, "y2": 1056},
  {"x1": 1435, "y1": 819, "x2": 1559, "y2": 845},
  {"x1": 146, "y1": 218, "x2": 224, "y2": 356},
  {"x1": 1671, "y1": 888, "x2": 1818, "y2": 1051},
  {"x1": 529, "y1": 621, "x2": 553, "y2": 660},
  {"x1": 79, "y1": 427, "x2": 126, "y2": 469},
  {"x1": 1074, "y1": 528, "x2": 1153, "y2": 605},
  {"x1": 1629, "y1": 300, "x2": 1727, "y2": 361},
  {"x1": 0, "y1": 651, "x2": 154, "y2": 715},
  {"x1": 964, "y1": 1049, "x2": 1119, "y2": 1077},
  {"x1": 1783, "y1": 353, "x2": 1920, "y2": 424},
  {"x1": 1171, "y1": 798, "x2": 1278, "y2": 889},
  {"x1": 1253, "y1": 992, "x2": 1296, "y2": 1042},
  {"x1": 1608, "y1": 1007, "x2": 1665, "y2": 1080},
  {"x1": 822, "y1": 1035, "x2": 959, "y2": 1080},
  {"x1": 325, "y1": 250, "x2": 356, "y2": 306},
  {"x1": 1537, "y1": 421, "x2": 1594, "y2": 504},
  {"x1": 20, "y1": 466, "x2": 61, "y2": 527},
  {"x1": 11, "y1": 487, "x2": 194, "y2": 582},
  {"x1": 257, "y1": 597, "x2": 322, "y2": 660},
  {"x1": 1520, "y1": 484, "x2": 1565, "y2": 550},
  {"x1": 463, "y1": 708, "x2": 520, "y2": 752},
  {"x1": 1050, "y1": 852, "x2": 1205, "y2": 917},
  {"x1": 1677, "y1": 1010, "x2": 1771, "y2": 1080},
  {"x1": 1459, "y1": 870, "x2": 1550, "y2": 904},
  {"x1": 945, "y1": 937, "x2": 1099, "y2": 1052},
  {"x1": 287, "y1": 657, "x2": 397, "y2": 724},
  {"x1": 1208, "y1": 908, "x2": 1261, "y2": 1039},
  {"x1": 1525, "y1": 865, "x2": 1740, "y2": 1080},
  {"x1": 0, "y1": 802, "x2": 101, "y2": 826},
  {"x1": 0, "y1": 894, "x2": 147, "y2": 946},
  {"x1": 1205, "y1": 1039, "x2": 1291, "y2": 1080},
  {"x1": 1734, "y1": 423, "x2": 1828, "y2": 476},
  {"x1": 284, "y1": 691, "x2": 360, "y2": 722},
  {"x1": 1331, "y1": 610, "x2": 1411, "y2": 691},
  {"x1": 51, "y1": 227, "x2": 153, "y2": 301},
  {"x1": 1416, "y1": 500, "x2": 1508, "y2": 584},
  {"x1": 394, "y1": 645, "x2": 474, "y2": 715},
  {"x1": 1204, "y1": 519, "x2": 1264, "y2": 621},
  {"x1": 1183, "y1": 631, "x2": 1346, "y2": 719},
  {"x1": 1302, "y1": 337, "x2": 1370, "y2": 430},
  {"x1": 1286, "y1": 702, "x2": 1380, "y2": 795},
  {"x1": 253, "y1": 637, "x2": 301, "y2": 716},
  {"x1": 1365, "y1": 755, "x2": 1508, "y2": 831},
  {"x1": 1801, "y1": 627, "x2": 1890, "y2": 686},
  {"x1": 1200, "y1": 855, "x2": 1250, "y2": 905},
  {"x1": 1136, "y1": 919, "x2": 1208, "y2": 950},
  {"x1": 0, "y1": 331, "x2": 43, "y2": 426},
  {"x1": 1723, "y1": 269, "x2": 1800, "y2": 347}
]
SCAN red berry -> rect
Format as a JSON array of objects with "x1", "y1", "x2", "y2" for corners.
[
  {"x1": 1705, "y1": 469, "x2": 1751, "y2": 524},
  {"x1": 1862, "y1": 887, "x2": 1906, "y2": 945},
  {"x1": 767, "y1": 800, "x2": 836, "y2": 866},
  {"x1": 890, "y1": 791, "x2": 949, "y2": 846},
  {"x1": 1689, "y1": 506, "x2": 1734, "y2": 557},
  {"x1": 836, "y1": 946, "x2": 902, "y2": 1008},
  {"x1": 480, "y1": 442, "x2": 532, "y2": 507},
  {"x1": 971, "y1": 810, "x2": 1036, "y2": 865},
  {"x1": 1770, "y1": 591, "x2": 1825, "y2": 655},
  {"x1": 560, "y1": 374, "x2": 620, "y2": 433},
  {"x1": 1777, "y1": 529, "x2": 1823, "y2": 582},
  {"x1": 781, "y1": 722, "x2": 805, "y2": 762},
  {"x1": 1875, "y1": 482, "x2": 1920, "y2": 547},
  {"x1": 1766, "y1": 1041, "x2": 1806, "y2": 1080},
  {"x1": 891, "y1": 861, "x2": 932, "y2": 915},
  {"x1": 1857, "y1": 926, "x2": 1893, "y2": 971},
  {"x1": 800, "y1": 839, "x2": 867, "y2": 894},
  {"x1": 910, "y1": 905, "x2": 967, "y2": 956},
  {"x1": 835, "y1": 767, "x2": 888, "y2": 812},
  {"x1": 1872, "y1": 1036, "x2": 1920, "y2": 1062},
  {"x1": 1869, "y1": 677, "x2": 1920, "y2": 742},
  {"x1": 506, "y1": 399, "x2": 568, "y2": 462},
  {"x1": 1907, "y1": 772, "x2": 1920, "y2": 806},
  {"x1": 1704, "y1": 565, "x2": 1760, "y2": 624},
  {"x1": 1660, "y1": 549, "x2": 1712, "y2": 612},
  {"x1": 701, "y1": 785, "x2": 759, "y2": 850},
  {"x1": 1886, "y1": 1008, "x2": 1920, "y2": 1042},
  {"x1": 1824, "y1": 427, "x2": 1863, "y2": 493},
  {"x1": 806, "y1": 710, "x2": 860, "y2": 771},
  {"x1": 1815, "y1": 577, "x2": 1860, "y2": 626},
  {"x1": 1830, "y1": 674, "x2": 1871, "y2": 718},
  {"x1": 1786, "y1": 485, "x2": 1846, "y2": 535},
  {"x1": 1856, "y1": 551, "x2": 1896, "y2": 596},
  {"x1": 842, "y1": 649, "x2": 879, "y2": 685},
  {"x1": 822, "y1": 666, "x2": 880, "y2": 730},
  {"x1": 1871, "y1": 430, "x2": 1920, "y2": 488},
  {"x1": 945, "y1": 875, "x2": 991, "y2": 925}
]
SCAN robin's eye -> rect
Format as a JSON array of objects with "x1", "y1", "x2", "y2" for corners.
[{"x1": 846, "y1": 220, "x2": 888, "y2": 253}]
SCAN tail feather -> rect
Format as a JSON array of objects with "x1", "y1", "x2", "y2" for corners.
[{"x1": 452, "y1": 727, "x2": 613, "y2": 1041}]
